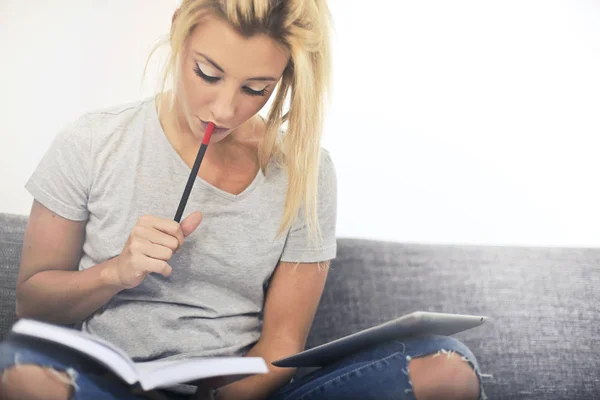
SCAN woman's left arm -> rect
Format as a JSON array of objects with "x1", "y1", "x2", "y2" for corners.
[{"x1": 214, "y1": 259, "x2": 330, "y2": 400}]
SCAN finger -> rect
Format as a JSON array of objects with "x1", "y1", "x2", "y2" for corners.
[
  {"x1": 201, "y1": 376, "x2": 228, "y2": 390},
  {"x1": 181, "y1": 212, "x2": 203, "y2": 238},
  {"x1": 137, "y1": 216, "x2": 184, "y2": 249},
  {"x1": 138, "y1": 226, "x2": 180, "y2": 252},
  {"x1": 142, "y1": 258, "x2": 173, "y2": 277},
  {"x1": 140, "y1": 242, "x2": 174, "y2": 261},
  {"x1": 151, "y1": 218, "x2": 185, "y2": 249}
]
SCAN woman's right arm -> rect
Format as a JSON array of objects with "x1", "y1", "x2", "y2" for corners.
[
  {"x1": 16, "y1": 200, "x2": 202, "y2": 325},
  {"x1": 15, "y1": 200, "x2": 125, "y2": 325}
]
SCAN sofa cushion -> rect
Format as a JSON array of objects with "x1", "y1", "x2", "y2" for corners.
[
  {"x1": 308, "y1": 239, "x2": 600, "y2": 399},
  {"x1": 0, "y1": 213, "x2": 27, "y2": 340}
]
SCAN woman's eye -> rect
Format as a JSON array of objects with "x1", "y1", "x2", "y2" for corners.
[
  {"x1": 194, "y1": 64, "x2": 220, "y2": 83},
  {"x1": 243, "y1": 87, "x2": 268, "y2": 97},
  {"x1": 194, "y1": 63, "x2": 267, "y2": 96}
]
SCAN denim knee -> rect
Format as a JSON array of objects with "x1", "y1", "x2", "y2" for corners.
[
  {"x1": 400, "y1": 335, "x2": 487, "y2": 400},
  {"x1": 0, "y1": 336, "x2": 149, "y2": 400}
]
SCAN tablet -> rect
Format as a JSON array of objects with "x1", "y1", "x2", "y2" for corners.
[{"x1": 272, "y1": 311, "x2": 487, "y2": 368}]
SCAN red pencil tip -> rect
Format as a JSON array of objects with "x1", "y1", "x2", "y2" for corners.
[{"x1": 203, "y1": 122, "x2": 215, "y2": 145}]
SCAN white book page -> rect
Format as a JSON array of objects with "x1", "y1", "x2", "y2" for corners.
[
  {"x1": 11, "y1": 319, "x2": 138, "y2": 384},
  {"x1": 135, "y1": 357, "x2": 269, "y2": 391}
]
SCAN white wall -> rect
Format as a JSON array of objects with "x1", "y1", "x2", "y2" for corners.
[{"x1": 1, "y1": 1, "x2": 599, "y2": 247}]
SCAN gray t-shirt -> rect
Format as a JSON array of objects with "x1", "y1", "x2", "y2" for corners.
[{"x1": 25, "y1": 97, "x2": 337, "y2": 362}]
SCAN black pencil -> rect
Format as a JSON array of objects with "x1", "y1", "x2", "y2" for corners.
[{"x1": 174, "y1": 122, "x2": 215, "y2": 222}]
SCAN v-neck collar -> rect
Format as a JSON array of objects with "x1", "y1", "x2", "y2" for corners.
[{"x1": 147, "y1": 98, "x2": 264, "y2": 202}]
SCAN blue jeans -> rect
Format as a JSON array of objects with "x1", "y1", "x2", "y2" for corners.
[{"x1": 1, "y1": 334, "x2": 486, "y2": 400}]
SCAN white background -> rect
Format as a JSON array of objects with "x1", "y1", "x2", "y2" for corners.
[{"x1": 1, "y1": 1, "x2": 599, "y2": 247}]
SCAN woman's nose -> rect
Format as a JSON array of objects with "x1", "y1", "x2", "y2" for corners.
[{"x1": 210, "y1": 87, "x2": 236, "y2": 123}]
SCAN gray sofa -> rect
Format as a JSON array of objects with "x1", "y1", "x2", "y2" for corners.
[{"x1": 1, "y1": 212, "x2": 599, "y2": 399}]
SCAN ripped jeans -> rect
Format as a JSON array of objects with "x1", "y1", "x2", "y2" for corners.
[{"x1": 0, "y1": 334, "x2": 487, "y2": 400}]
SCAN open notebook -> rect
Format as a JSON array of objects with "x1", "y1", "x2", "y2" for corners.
[{"x1": 10, "y1": 319, "x2": 268, "y2": 391}]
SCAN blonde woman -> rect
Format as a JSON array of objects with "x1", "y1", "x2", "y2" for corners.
[{"x1": 0, "y1": 1, "x2": 485, "y2": 399}]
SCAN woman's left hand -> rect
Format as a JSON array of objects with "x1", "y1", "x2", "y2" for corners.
[
  {"x1": 191, "y1": 377, "x2": 229, "y2": 400},
  {"x1": 191, "y1": 387, "x2": 216, "y2": 400}
]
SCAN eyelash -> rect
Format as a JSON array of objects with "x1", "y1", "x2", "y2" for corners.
[{"x1": 193, "y1": 65, "x2": 268, "y2": 97}]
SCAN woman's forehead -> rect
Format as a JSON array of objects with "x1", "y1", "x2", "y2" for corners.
[{"x1": 187, "y1": 15, "x2": 289, "y2": 79}]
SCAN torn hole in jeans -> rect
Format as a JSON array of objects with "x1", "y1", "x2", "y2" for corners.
[
  {"x1": 1, "y1": 352, "x2": 80, "y2": 395},
  {"x1": 402, "y1": 349, "x2": 492, "y2": 400}
]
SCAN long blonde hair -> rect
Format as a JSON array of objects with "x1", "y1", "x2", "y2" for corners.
[{"x1": 146, "y1": 0, "x2": 332, "y2": 240}]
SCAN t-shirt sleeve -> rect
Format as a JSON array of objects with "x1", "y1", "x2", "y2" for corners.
[
  {"x1": 280, "y1": 149, "x2": 338, "y2": 263},
  {"x1": 24, "y1": 116, "x2": 92, "y2": 221}
]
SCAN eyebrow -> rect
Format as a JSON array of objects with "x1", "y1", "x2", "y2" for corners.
[{"x1": 195, "y1": 52, "x2": 278, "y2": 82}]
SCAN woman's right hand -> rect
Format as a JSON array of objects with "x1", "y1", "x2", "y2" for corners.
[{"x1": 112, "y1": 212, "x2": 203, "y2": 289}]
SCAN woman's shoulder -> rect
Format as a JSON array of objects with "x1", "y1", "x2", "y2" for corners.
[
  {"x1": 267, "y1": 147, "x2": 336, "y2": 193},
  {"x1": 319, "y1": 147, "x2": 334, "y2": 167},
  {"x1": 317, "y1": 147, "x2": 336, "y2": 186},
  {"x1": 79, "y1": 97, "x2": 155, "y2": 131},
  {"x1": 58, "y1": 97, "x2": 157, "y2": 147},
  {"x1": 268, "y1": 146, "x2": 335, "y2": 170}
]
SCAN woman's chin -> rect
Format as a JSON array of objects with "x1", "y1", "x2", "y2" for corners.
[{"x1": 207, "y1": 129, "x2": 233, "y2": 144}]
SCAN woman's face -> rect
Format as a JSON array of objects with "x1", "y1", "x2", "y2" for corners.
[{"x1": 177, "y1": 15, "x2": 290, "y2": 143}]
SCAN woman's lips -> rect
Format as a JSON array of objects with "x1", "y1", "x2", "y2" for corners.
[{"x1": 200, "y1": 120, "x2": 229, "y2": 135}]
